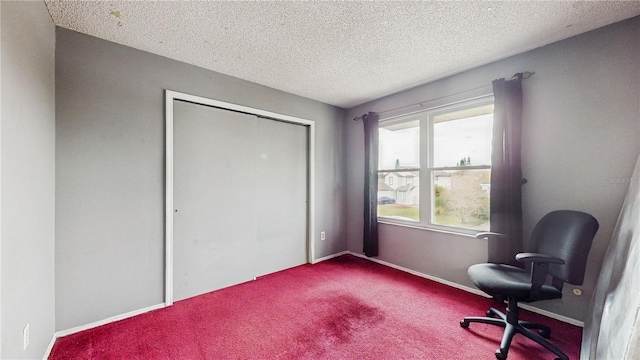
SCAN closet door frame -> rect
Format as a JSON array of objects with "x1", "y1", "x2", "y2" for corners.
[{"x1": 164, "y1": 90, "x2": 316, "y2": 306}]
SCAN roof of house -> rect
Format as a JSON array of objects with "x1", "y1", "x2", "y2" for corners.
[{"x1": 378, "y1": 181, "x2": 394, "y2": 191}]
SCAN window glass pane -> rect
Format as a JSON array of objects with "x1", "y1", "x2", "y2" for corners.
[
  {"x1": 433, "y1": 169, "x2": 490, "y2": 230},
  {"x1": 433, "y1": 112, "x2": 493, "y2": 168},
  {"x1": 377, "y1": 171, "x2": 419, "y2": 222},
  {"x1": 378, "y1": 120, "x2": 420, "y2": 170}
]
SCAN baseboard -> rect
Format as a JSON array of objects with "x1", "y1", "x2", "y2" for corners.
[
  {"x1": 312, "y1": 250, "x2": 349, "y2": 264},
  {"x1": 519, "y1": 303, "x2": 584, "y2": 327},
  {"x1": 347, "y1": 251, "x2": 489, "y2": 297},
  {"x1": 42, "y1": 334, "x2": 57, "y2": 360},
  {"x1": 54, "y1": 303, "x2": 166, "y2": 339},
  {"x1": 347, "y1": 251, "x2": 585, "y2": 327},
  {"x1": 50, "y1": 253, "x2": 346, "y2": 348},
  {"x1": 46, "y1": 250, "x2": 583, "y2": 357}
]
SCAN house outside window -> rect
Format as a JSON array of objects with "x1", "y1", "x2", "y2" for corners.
[{"x1": 377, "y1": 96, "x2": 494, "y2": 232}]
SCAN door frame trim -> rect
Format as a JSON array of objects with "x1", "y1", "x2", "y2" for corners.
[{"x1": 164, "y1": 90, "x2": 315, "y2": 306}]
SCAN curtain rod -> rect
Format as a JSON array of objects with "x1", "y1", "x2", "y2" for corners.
[{"x1": 353, "y1": 71, "x2": 534, "y2": 121}]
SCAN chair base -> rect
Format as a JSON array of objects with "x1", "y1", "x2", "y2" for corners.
[{"x1": 460, "y1": 298, "x2": 568, "y2": 360}]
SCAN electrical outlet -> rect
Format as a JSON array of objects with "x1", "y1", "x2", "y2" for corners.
[
  {"x1": 23, "y1": 323, "x2": 30, "y2": 350},
  {"x1": 320, "y1": 231, "x2": 326, "y2": 241}
]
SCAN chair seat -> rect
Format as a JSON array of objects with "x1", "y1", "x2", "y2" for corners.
[{"x1": 468, "y1": 263, "x2": 562, "y2": 302}]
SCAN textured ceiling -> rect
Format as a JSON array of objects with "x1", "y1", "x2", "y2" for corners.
[{"x1": 45, "y1": 1, "x2": 640, "y2": 109}]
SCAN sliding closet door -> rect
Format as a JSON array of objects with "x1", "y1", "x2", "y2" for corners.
[
  {"x1": 255, "y1": 120, "x2": 308, "y2": 277},
  {"x1": 173, "y1": 101, "x2": 258, "y2": 301}
]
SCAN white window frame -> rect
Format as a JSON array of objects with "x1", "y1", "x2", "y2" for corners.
[{"x1": 377, "y1": 95, "x2": 494, "y2": 235}]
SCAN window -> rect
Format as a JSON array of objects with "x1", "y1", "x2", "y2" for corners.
[{"x1": 377, "y1": 96, "x2": 494, "y2": 232}]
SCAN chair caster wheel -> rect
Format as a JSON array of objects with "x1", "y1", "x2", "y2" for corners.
[
  {"x1": 460, "y1": 320, "x2": 469, "y2": 328},
  {"x1": 495, "y1": 349, "x2": 507, "y2": 360}
]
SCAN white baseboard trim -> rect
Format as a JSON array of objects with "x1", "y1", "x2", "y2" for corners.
[
  {"x1": 312, "y1": 250, "x2": 349, "y2": 264},
  {"x1": 47, "y1": 252, "x2": 346, "y2": 354},
  {"x1": 347, "y1": 251, "x2": 584, "y2": 327},
  {"x1": 347, "y1": 251, "x2": 489, "y2": 297},
  {"x1": 519, "y1": 303, "x2": 584, "y2": 327},
  {"x1": 44, "y1": 251, "x2": 583, "y2": 358},
  {"x1": 42, "y1": 334, "x2": 57, "y2": 360},
  {"x1": 54, "y1": 303, "x2": 166, "y2": 339}
]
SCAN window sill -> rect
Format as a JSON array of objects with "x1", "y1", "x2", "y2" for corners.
[{"x1": 377, "y1": 219, "x2": 481, "y2": 239}]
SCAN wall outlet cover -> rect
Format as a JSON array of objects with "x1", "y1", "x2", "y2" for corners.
[{"x1": 23, "y1": 323, "x2": 30, "y2": 350}]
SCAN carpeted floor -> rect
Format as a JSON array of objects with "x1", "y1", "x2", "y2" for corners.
[{"x1": 49, "y1": 255, "x2": 581, "y2": 359}]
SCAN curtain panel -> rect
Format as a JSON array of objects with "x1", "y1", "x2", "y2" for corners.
[
  {"x1": 363, "y1": 112, "x2": 379, "y2": 257},
  {"x1": 489, "y1": 74, "x2": 524, "y2": 265}
]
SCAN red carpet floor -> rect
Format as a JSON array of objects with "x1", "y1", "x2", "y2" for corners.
[{"x1": 50, "y1": 255, "x2": 582, "y2": 359}]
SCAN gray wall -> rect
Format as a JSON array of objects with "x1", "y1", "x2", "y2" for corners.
[
  {"x1": 56, "y1": 27, "x2": 347, "y2": 331},
  {"x1": 345, "y1": 17, "x2": 640, "y2": 322},
  {"x1": 1, "y1": 1, "x2": 56, "y2": 358}
]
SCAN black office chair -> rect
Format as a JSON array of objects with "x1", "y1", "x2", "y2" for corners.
[{"x1": 460, "y1": 210, "x2": 599, "y2": 360}]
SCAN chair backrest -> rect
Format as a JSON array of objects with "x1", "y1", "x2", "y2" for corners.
[{"x1": 530, "y1": 210, "x2": 599, "y2": 285}]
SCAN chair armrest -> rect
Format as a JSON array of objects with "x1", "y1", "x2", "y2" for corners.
[
  {"x1": 475, "y1": 231, "x2": 507, "y2": 240},
  {"x1": 515, "y1": 252, "x2": 565, "y2": 265},
  {"x1": 516, "y1": 253, "x2": 565, "y2": 301}
]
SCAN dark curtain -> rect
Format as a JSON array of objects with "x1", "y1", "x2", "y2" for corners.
[
  {"x1": 489, "y1": 74, "x2": 524, "y2": 266},
  {"x1": 363, "y1": 112, "x2": 379, "y2": 257}
]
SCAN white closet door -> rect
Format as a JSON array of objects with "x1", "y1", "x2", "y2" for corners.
[
  {"x1": 172, "y1": 99, "x2": 309, "y2": 301},
  {"x1": 255, "y1": 119, "x2": 308, "y2": 277},
  {"x1": 173, "y1": 101, "x2": 258, "y2": 301}
]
